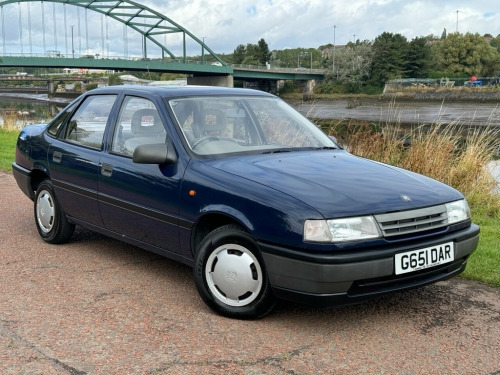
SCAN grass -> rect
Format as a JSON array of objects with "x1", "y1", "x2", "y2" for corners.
[
  {"x1": 462, "y1": 213, "x2": 500, "y2": 286},
  {"x1": 1, "y1": 108, "x2": 499, "y2": 287},
  {"x1": 0, "y1": 128, "x2": 19, "y2": 171}
]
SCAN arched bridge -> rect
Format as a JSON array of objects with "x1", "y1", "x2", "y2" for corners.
[{"x1": 0, "y1": 0, "x2": 324, "y2": 87}]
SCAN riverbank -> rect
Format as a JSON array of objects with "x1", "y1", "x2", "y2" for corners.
[
  {"x1": 284, "y1": 88, "x2": 500, "y2": 103},
  {"x1": 0, "y1": 92, "x2": 72, "y2": 104},
  {"x1": 381, "y1": 89, "x2": 500, "y2": 103}
]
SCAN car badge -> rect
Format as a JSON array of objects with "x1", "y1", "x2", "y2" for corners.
[{"x1": 400, "y1": 194, "x2": 412, "y2": 202}]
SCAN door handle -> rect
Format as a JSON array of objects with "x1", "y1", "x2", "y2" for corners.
[
  {"x1": 52, "y1": 151, "x2": 62, "y2": 163},
  {"x1": 101, "y1": 163, "x2": 113, "y2": 177}
]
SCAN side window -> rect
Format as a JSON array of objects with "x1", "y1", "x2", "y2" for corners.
[
  {"x1": 111, "y1": 96, "x2": 166, "y2": 157},
  {"x1": 46, "y1": 102, "x2": 77, "y2": 137},
  {"x1": 64, "y1": 95, "x2": 116, "y2": 149}
]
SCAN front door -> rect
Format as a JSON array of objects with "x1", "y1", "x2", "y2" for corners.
[{"x1": 98, "y1": 95, "x2": 184, "y2": 255}]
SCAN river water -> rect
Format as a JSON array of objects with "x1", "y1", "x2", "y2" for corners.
[
  {"x1": 295, "y1": 99, "x2": 500, "y2": 128},
  {"x1": 0, "y1": 94, "x2": 69, "y2": 129}
]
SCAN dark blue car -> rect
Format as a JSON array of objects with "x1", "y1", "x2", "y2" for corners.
[{"x1": 12, "y1": 85, "x2": 479, "y2": 319}]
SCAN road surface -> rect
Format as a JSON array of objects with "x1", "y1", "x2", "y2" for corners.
[{"x1": 0, "y1": 171, "x2": 499, "y2": 374}]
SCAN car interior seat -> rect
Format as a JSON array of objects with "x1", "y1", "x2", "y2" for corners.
[{"x1": 123, "y1": 108, "x2": 166, "y2": 155}]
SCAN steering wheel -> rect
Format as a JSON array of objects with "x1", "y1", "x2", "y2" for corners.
[{"x1": 191, "y1": 136, "x2": 220, "y2": 149}]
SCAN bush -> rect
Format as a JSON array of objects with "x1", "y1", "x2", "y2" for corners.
[
  {"x1": 85, "y1": 83, "x2": 99, "y2": 91},
  {"x1": 278, "y1": 81, "x2": 299, "y2": 95}
]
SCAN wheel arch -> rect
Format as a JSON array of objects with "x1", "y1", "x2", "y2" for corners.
[
  {"x1": 190, "y1": 208, "x2": 254, "y2": 257},
  {"x1": 30, "y1": 168, "x2": 50, "y2": 196}
]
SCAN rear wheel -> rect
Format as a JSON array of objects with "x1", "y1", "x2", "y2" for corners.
[
  {"x1": 194, "y1": 225, "x2": 276, "y2": 319},
  {"x1": 34, "y1": 179, "x2": 75, "y2": 244}
]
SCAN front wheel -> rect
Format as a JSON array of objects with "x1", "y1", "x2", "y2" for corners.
[
  {"x1": 34, "y1": 179, "x2": 75, "y2": 244},
  {"x1": 194, "y1": 225, "x2": 276, "y2": 319}
]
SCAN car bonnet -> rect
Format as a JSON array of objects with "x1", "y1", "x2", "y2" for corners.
[{"x1": 204, "y1": 150, "x2": 464, "y2": 218}]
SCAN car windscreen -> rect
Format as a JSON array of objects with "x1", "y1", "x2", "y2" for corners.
[{"x1": 168, "y1": 96, "x2": 336, "y2": 156}]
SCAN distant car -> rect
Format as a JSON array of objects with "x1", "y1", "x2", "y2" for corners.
[{"x1": 12, "y1": 85, "x2": 479, "y2": 319}]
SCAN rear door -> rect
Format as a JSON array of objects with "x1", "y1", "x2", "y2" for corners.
[
  {"x1": 48, "y1": 94, "x2": 117, "y2": 227},
  {"x1": 98, "y1": 95, "x2": 185, "y2": 255}
]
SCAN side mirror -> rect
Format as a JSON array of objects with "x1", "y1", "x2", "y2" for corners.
[{"x1": 133, "y1": 143, "x2": 177, "y2": 165}]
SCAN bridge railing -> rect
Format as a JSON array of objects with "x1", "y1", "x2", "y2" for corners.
[
  {"x1": 233, "y1": 63, "x2": 325, "y2": 74},
  {"x1": 0, "y1": 52, "x2": 228, "y2": 66}
]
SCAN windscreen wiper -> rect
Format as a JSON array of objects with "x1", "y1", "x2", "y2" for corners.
[
  {"x1": 313, "y1": 146, "x2": 337, "y2": 150},
  {"x1": 262, "y1": 149, "x2": 293, "y2": 154}
]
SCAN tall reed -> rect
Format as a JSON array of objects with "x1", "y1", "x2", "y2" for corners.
[{"x1": 1, "y1": 112, "x2": 24, "y2": 131}]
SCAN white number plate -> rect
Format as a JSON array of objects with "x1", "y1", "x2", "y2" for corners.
[{"x1": 395, "y1": 242, "x2": 454, "y2": 275}]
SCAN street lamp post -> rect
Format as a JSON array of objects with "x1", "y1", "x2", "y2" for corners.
[
  {"x1": 71, "y1": 25, "x2": 74, "y2": 58},
  {"x1": 333, "y1": 25, "x2": 336, "y2": 73},
  {"x1": 202, "y1": 36, "x2": 206, "y2": 64},
  {"x1": 299, "y1": 51, "x2": 312, "y2": 70}
]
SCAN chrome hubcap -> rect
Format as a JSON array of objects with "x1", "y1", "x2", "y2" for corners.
[
  {"x1": 205, "y1": 244, "x2": 263, "y2": 307},
  {"x1": 36, "y1": 189, "x2": 55, "y2": 233}
]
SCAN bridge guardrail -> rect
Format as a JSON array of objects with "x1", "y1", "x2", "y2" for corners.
[
  {"x1": 233, "y1": 64, "x2": 325, "y2": 74},
  {"x1": 0, "y1": 53, "x2": 327, "y2": 73}
]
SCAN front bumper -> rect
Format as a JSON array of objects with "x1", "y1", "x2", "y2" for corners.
[{"x1": 259, "y1": 224, "x2": 480, "y2": 307}]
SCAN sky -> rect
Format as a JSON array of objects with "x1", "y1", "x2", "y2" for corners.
[
  {"x1": 0, "y1": 0, "x2": 498, "y2": 58},
  {"x1": 151, "y1": 0, "x2": 499, "y2": 52}
]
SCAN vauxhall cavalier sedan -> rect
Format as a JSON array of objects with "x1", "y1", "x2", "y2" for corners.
[{"x1": 12, "y1": 85, "x2": 479, "y2": 319}]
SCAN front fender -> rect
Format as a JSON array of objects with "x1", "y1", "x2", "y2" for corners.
[
  {"x1": 180, "y1": 161, "x2": 324, "y2": 252},
  {"x1": 200, "y1": 204, "x2": 255, "y2": 231}
]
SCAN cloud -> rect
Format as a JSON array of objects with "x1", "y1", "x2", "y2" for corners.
[{"x1": 0, "y1": 0, "x2": 497, "y2": 58}]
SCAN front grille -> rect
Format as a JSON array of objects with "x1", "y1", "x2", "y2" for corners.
[{"x1": 374, "y1": 205, "x2": 448, "y2": 237}]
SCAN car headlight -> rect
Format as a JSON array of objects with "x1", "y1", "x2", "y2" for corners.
[
  {"x1": 445, "y1": 199, "x2": 470, "y2": 224},
  {"x1": 304, "y1": 216, "x2": 381, "y2": 243}
]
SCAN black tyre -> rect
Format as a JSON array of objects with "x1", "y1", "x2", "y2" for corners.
[
  {"x1": 34, "y1": 179, "x2": 75, "y2": 244},
  {"x1": 194, "y1": 225, "x2": 276, "y2": 319}
]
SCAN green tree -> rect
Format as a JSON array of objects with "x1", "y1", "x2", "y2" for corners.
[
  {"x1": 490, "y1": 34, "x2": 500, "y2": 52},
  {"x1": 257, "y1": 38, "x2": 271, "y2": 65},
  {"x1": 369, "y1": 32, "x2": 409, "y2": 86},
  {"x1": 108, "y1": 73, "x2": 123, "y2": 86},
  {"x1": 232, "y1": 44, "x2": 246, "y2": 64},
  {"x1": 433, "y1": 32, "x2": 498, "y2": 76},
  {"x1": 242, "y1": 43, "x2": 260, "y2": 65},
  {"x1": 231, "y1": 39, "x2": 271, "y2": 66},
  {"x1": 405, "y1": 37, "x2": 431, "y2": 78}
]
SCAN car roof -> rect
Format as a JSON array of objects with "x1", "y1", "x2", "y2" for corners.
[{"x1": 87, "y1": 85, "x2": 275, "y2": 99}]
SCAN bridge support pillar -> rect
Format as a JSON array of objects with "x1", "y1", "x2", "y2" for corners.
[
  {"x1": 306, "y1": 79, "x2": 316, "y2": 92},
  {"x1": 187, "y1": 75, "x2": 234, "y2": 87},
  {"x1": 47, "y1": 80, "x2": 56, "y2": 98}
]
